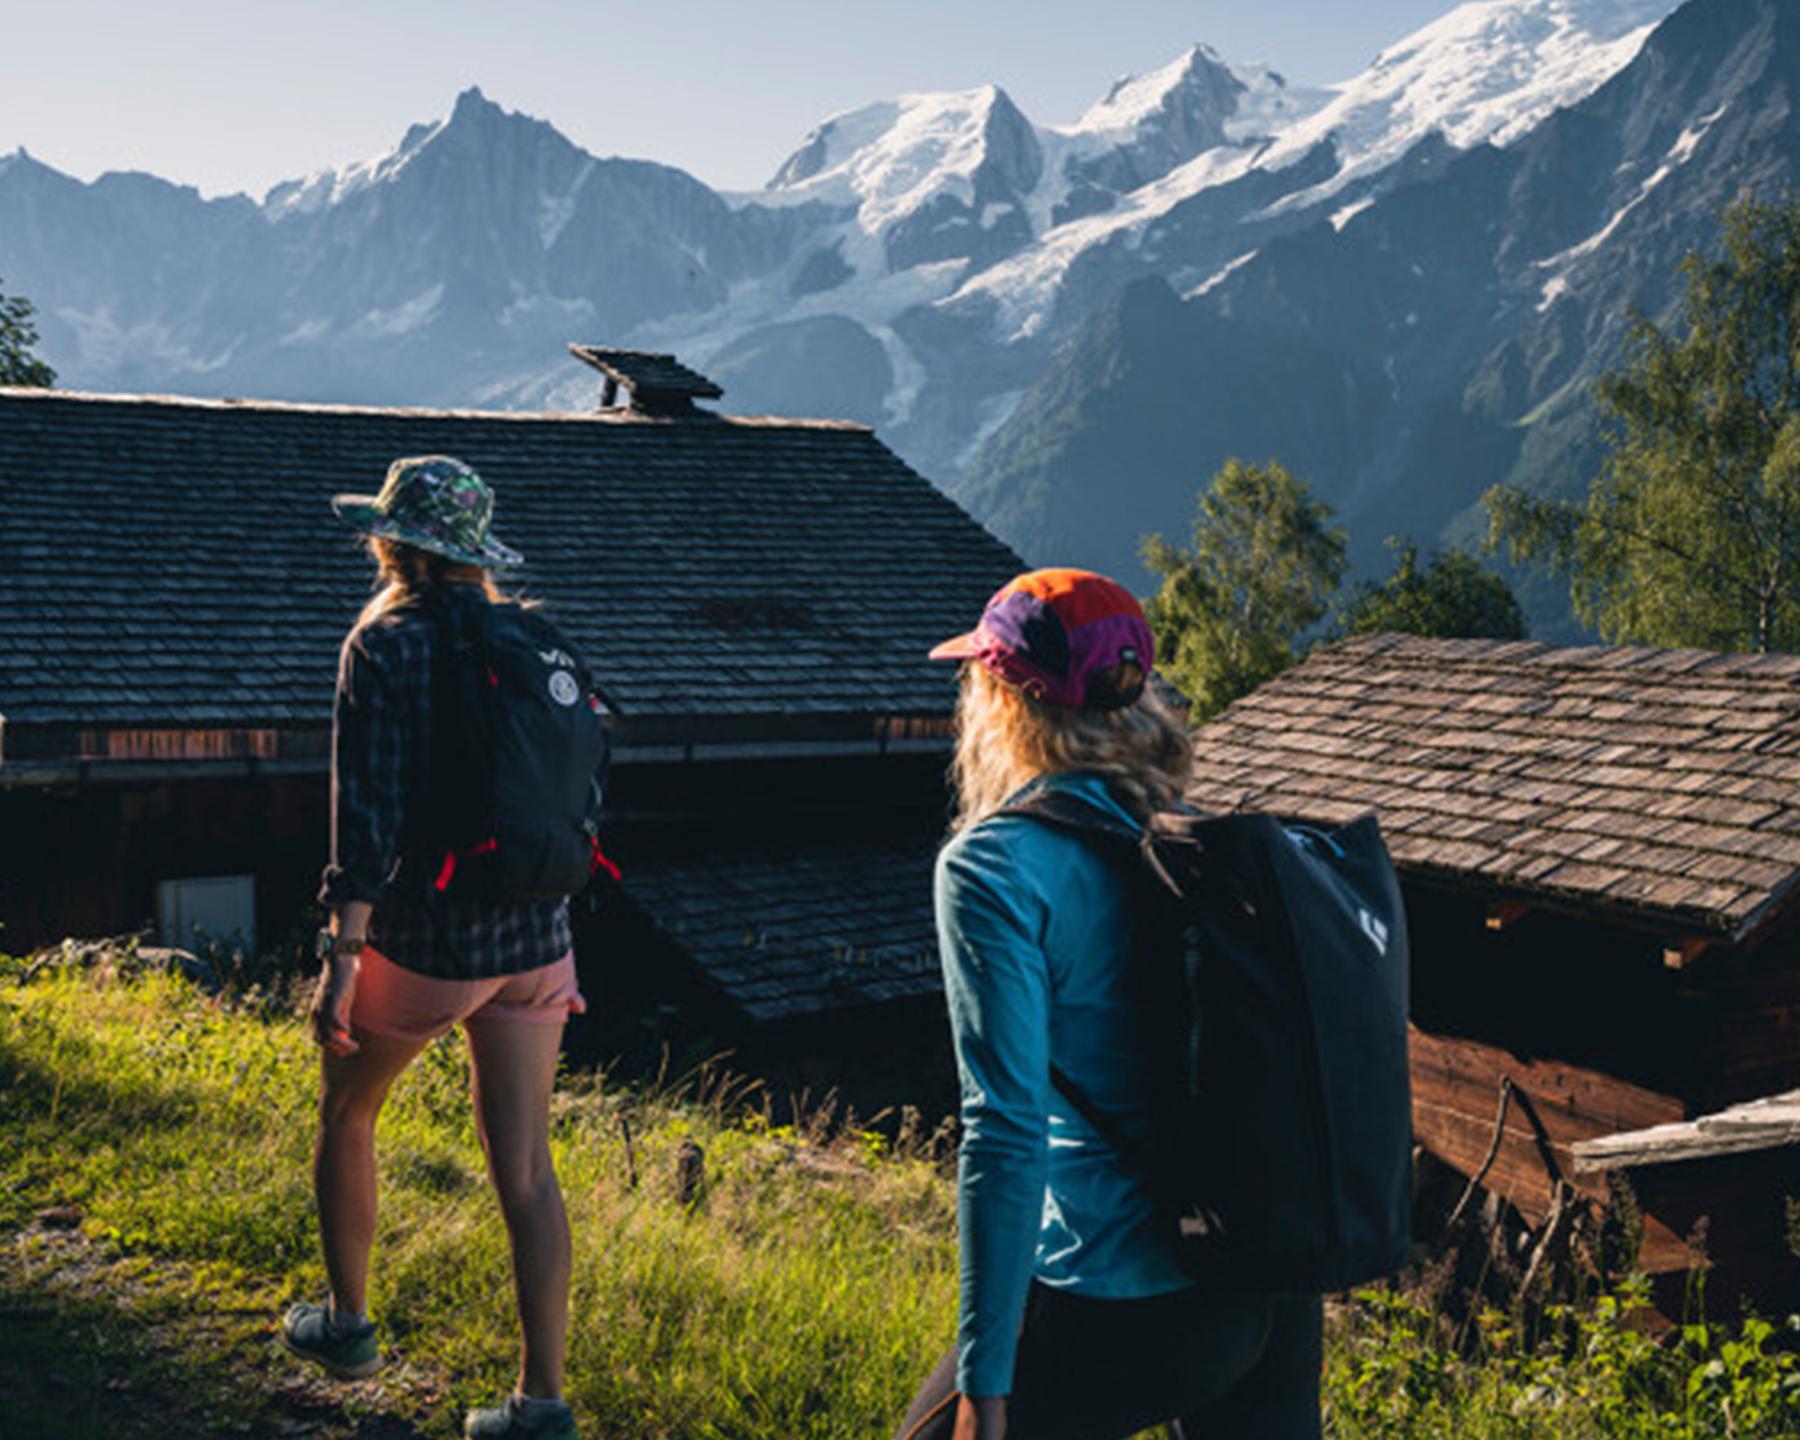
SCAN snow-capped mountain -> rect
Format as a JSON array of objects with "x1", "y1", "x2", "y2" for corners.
[
  {"x1": 1259, "y1": 0, "x2": 1675, "y2": 200},
  {"x1": 955, "y1": 0, "x2": 1799, "y2": 634},
  {"x1": 613, "y1": 0, "x2": 1680, "y2": 479},
  {"x1": 0, "y1": 0, "x2": 1697, "y2": 557},
  {"x1": 951, "y1": 0, "x2": 1678, "y2": 340}
]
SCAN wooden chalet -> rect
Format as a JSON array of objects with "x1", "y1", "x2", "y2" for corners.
[
  {"x1": 0, "y1": 347, "x2": 1021, "y2": 1095},
  {"x1": 1189, "y1": 633, "x2": 1800, "y2": 1309}
]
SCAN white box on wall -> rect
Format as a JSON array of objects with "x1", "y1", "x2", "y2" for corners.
[{"x1": 156, "y1": 874, "x2": 256, "y2": 954}]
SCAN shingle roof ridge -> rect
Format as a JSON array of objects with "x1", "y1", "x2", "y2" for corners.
[
  {"x1": 0, "y1": 385, "x2": 870, "y2": 433},
  {"x1": 1313, "y1": 632, "x2": 1800, "y2": 688}
]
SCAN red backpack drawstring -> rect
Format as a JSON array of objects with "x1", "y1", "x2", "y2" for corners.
[{"x1": 434, "y1": 837, "x2": 501, "y2": 893}]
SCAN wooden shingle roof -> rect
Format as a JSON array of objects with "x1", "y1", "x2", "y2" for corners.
[
  {"x1": 620, "y1": 838, "x2": 940, "y2": 1021},
  {"x1": 1188, "y1": 633, "x2": 1800, "y2": 943},
  {"x1": 0, "y1": 386, "x2": 1021, "y2": 747}
]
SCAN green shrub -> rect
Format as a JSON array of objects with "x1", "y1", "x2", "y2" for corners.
[{"x1": 1325, "y1": 1280, "x2": 1800, "y2": 1438}]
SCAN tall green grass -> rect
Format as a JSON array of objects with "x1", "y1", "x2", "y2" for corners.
[
  {"x1": 3, "y1": 953, "x2": 1796, "y2": 1439},
  {"x1": 0, "y1": 957, "x2": 955, "y2": 1438}
]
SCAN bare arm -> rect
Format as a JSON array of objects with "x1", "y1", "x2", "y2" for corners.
[{"x1": 309, "y1": 900, "x2": 373, "y2": 1056}]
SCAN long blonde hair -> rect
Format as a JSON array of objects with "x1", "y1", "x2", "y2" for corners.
[
  {"x1": 949, "y1": 662, "x2": 1193, "y2": 830},
  {"x1": 357, "y1": 536, "x2": 508, "y2": 627}
]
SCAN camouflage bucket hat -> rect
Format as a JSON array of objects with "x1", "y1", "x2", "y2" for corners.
[{"x1": 331, "y1": 455, "x2": 523, "y2": 570}]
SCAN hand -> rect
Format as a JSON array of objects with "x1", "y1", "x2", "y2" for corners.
[
  {"x1": 309, "y1": 956, "x2": 360, "y2": 1056},
  {"x1": 953, "y1": 1395, "x2": 1006, "y2": 1440}
]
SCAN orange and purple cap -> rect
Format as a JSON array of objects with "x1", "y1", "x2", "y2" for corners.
[{"x1": 929, "y1": 567, "x2": 1155, "y2": 711}]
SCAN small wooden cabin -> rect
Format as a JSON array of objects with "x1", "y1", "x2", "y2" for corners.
[
  {"x1": 1188, "y1": 633, "x2": 1800, "y2": 1309},
  {"x1": 0, "y1": 347, "x2": 1021, "y2": 1100}
]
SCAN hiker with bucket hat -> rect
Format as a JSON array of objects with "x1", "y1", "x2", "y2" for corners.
[
  {"x1": 896, "y1": 568, "x2": 1323, "y2": 1440},
  {"x1": 282, "y1": 455, "x2": 608, "y2": 1440}
]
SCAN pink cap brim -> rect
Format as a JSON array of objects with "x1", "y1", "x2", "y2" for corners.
[{"x1": 929, "y1": 631, "x2": 983, "y2": 661}]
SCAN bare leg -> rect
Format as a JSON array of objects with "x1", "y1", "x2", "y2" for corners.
[
  {"x1": 315, "y1": 1030, "x2": 430, "y2": 1318},
  {"x1": 465, "y1": 1019, "x2": 570, "y2": 1400}
]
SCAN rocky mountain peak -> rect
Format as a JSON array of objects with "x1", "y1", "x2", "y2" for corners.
[
  {"x1": 975, "y1": 86, "x2": 1044, "y2": 198},
  {"x1": 1077, "y1": 43, "x2": 1247, "y2": 142},
  {"x1": 450, "y1": 84, "x2": 495, "y2": 120},
  {"x1": 432, "y1": 85, "x2": 574, "y2": 160},
  {"x1": 260, "y1": 86, "x2": 577, "y2": 221}
]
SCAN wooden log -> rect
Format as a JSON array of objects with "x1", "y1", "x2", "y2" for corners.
[
  {"x1": 1411, "y1": 1064, "x2": 1672, "y2": 1168},
  {"x1": 1411, "y1": 1026, "x2": 1688, "y2": 1135},
  {"x1": 1409, "y1": 1026, "x2": 1694, "y2": 1270},
  {"x1": 1412, "y1": 1096, "x2": 1587, "y2": 1223},
  {"x1": 1573, "y1": 1090, "x2": 1800, "y2": 1171}
]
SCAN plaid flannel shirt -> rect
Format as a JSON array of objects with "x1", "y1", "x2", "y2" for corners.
[{"x1": 318, "y1": 597, "x2": 572, "y2": 979}]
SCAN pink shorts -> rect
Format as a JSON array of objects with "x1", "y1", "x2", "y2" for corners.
[{"x1": 350, "y1": 947, "x2": 587, "y2": 1042}]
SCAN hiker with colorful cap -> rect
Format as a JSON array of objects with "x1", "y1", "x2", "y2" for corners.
[
  {"x1": 896, "y1": 569, "x2": 1322, "y2": 1440},
  {"x1": 282, "y1": 455, "x2": 605, "y2": 1440}
]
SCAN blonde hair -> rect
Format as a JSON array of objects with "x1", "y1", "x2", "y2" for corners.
[
  {"x1": 357, "y1": 536, "x2": 508, "y2": 627},
  {"x1": 949, "y1": 662, "x2": 1193, "y2": 830}
]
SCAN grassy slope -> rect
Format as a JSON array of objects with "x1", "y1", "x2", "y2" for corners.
[
  {"x1": 3, "y1": 957, "x2": 1796, "y2": 1439},
  {"x1": 0, "y1": 960, "x2": 954, "y2": 1439}
]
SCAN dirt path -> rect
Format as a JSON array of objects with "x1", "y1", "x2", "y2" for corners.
[{"x1": 0, "y1": 1212, "x2": 450, "y2": 1439}]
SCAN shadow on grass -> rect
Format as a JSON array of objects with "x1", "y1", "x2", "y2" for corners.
[{"x1": 0, "y1": 1225, "x2": 442, "y2": 1440}]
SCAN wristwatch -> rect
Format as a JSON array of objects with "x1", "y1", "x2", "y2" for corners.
[{"x1": 316, "y1": 928, "x2": 367, "y2": 962}]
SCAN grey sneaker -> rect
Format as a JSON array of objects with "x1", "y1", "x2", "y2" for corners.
[
  {"x1": 279, "y1": 1301, "x2": 383, "y2": 1379},
  {"x1": 464, "y1": 1395, "x2": 579, "y2": 1439}
]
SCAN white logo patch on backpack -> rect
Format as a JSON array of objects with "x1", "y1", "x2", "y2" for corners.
[
  {"x1": 548, "y1": 670, "x2": 580, "y2": 707},
  {"x1": 1358, "y1": 907, "x2": 1390, "y2": 956}
]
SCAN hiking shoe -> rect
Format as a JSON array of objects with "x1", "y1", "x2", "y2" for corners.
[
  {"x1": 279, "y1": 1301, "x2": 383, "y2": 1379},
  {"x1": 464, "y1": 1395, "x2": 579, "y2": 1439}
]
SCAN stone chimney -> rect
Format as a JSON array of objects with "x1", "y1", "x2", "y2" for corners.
[{"x1": 568, "y1": 344, "x2": 724, "y2": 418}]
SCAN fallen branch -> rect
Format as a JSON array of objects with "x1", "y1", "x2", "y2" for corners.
[{"x1": 1445, "y1": 1078, "x2": 1514, "y2": 1234}]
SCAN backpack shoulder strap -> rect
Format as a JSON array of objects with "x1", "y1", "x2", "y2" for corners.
[
  {"x1": 995, "y1": 786, "x2": 1142, "y2": 846},
  {"x1": 1045, "y1": 1059, "x2": 1160, "y2": 1177},
  {"x1": 1000, "y1": 787, "x2": 1193, "y2": 902},
  {"x1": 996, "y1": 785, "x2": 1174, "y2": 1179}
]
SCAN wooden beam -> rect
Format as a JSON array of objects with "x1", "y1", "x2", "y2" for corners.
[
  {"x1": 1663, "y1": 935, "x2": 1715, "y2": 970},
  {"x1": 81, "y1": 728, "x2": 281, "y2": 762},
  {"x1": 1573, "y1": 1088, "x2": 1800, "y2": 1173},
  {"x1": 1486, "y1": 898, "x2": 1532, "y2": 931}
]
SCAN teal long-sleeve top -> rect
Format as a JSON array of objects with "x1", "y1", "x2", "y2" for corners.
[{"x1": 936, "y1": 771, "x2": 1192, "y2": 1397}]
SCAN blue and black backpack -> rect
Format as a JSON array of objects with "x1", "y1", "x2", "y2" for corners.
[{"x1": 1003, "y1": 788, "x2": 1414, "y2": 1292}]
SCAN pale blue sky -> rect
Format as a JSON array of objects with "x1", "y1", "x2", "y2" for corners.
[{"x1": 7, "y1": 1, "x2": 1452, "y2": 199}]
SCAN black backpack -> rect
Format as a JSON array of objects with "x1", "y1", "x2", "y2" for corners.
[
  {"x1": 414, "y1": 589, "x2": 613, "y2": 905},
  {"x1": 1003, "y1": 789, "x2": 1413, "y2": 1293}
]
